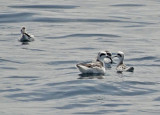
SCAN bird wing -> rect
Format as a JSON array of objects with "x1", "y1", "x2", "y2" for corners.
[
  {"x1": 24, "y1": 33, "x2": 34, "y2": 38},
  {"x1": 116, "y1": 64, "x2": 127, "y2": 72},
  {"x1": 24, "y1": 33, "x2": 34, "y2": 41},
  {"x1": 24, "y1": 33, "x2": 31, "y2": 38},
  {"x1": 79, "y1": 61, "x2": 102, "y2": 68}
]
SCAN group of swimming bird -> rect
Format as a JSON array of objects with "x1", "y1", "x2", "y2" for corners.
[
  {"x1": 19, "y1": 27, "x2": 134, "y2": 74},
  {"x1": 76, "y1": 50, "x2": 134, "y2": 74}
]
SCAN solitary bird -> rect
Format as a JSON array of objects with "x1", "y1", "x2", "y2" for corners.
[
  {"x1": 114, "y1": 51, "x2": 134, "y2": 73},
  {"x1": 19, "y1": 27, "x2": 34, "y2": 43},
  {"x1": 76, "y1": 51, "x2": 112, "y2": 74}
]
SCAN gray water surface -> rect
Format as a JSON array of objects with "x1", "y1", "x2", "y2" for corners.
[{"x1": 0, "y1": 0, "x2": 160, "y2": 114}]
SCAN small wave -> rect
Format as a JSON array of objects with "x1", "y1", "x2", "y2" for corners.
[
  {"x1": 124, "y1": 81, "x2": 156, "y2": 85},
  {"x1": 52, "y1": 33, "x2": 120, "y2": 39},
  {"x1": 129, "y1": 51, "x2": 145, "y2": 54},
  {"x1": 75, "y1": 109, "x2": 127, "y2": 114},
  {"x1": 46, "y1": 80, "x2": 95, "y2": 88},
  {"x1": 131, "y1": 56, "x2": 157, "y2": 61},
  {"x1": 0, "y1": 58, "x2": 25, "y2": 64},
  {"x1": 123, "y1": 25, "x2": 145, "y2": 28},
  {"x1": 0, "y1": 12, "x2": 34, "y2": 23},
  {"x1": 132, "y1": 21, "x2": 155, "y2": 25},
  {"x1": 0, "y1": 88, "x2": 22, "y2": 93},
  {"x1": 75, "y1": 47, "x2": 96, "y2": 50},
  {"x1": 5, "y1": 80, "x2": 157, "y2": 102},
  {"x1": 155, "y1": 59, "x2": 160, "y2": 62},
  {"x1": 46, "y1": 60, "x2": 79, "y2": 65},
  {"x1": 6, "y1": 76, "x2": 39, "y2": 79},
  {"x1": 0, "y1": 67, "x2": 17, "y2": 70},
  {"x1": 33, "y1": 17, "x2": 155, "y2": 26},
  {"x1": 99, "y1": 40, "x2": 116, "y2": 43},
  {"x1": 55, "y1": 104, "x2": 89, "y2": 109},
  {"x1": 110, "y1": 16, "x2": 130, "y2": 19},
  {"x1": 9, "y1": 5, "x2": 79, "y2": 9},
  {"x1": 131, "y1": 64, "x2": 160, "y2": 67},
  {"x1": 0, "y1": 12, "x2": 34, "y2": 18},
  {"x1": 154, "y1": 97, "x2": 160, "y2": 101},
  {"x1": 111, "y1": 4, "x2": 145, "y2": 7},
  {"x1": 102, "y1": 103, "x2": 131, "y2": 107},
  {"x1": 33, "y1": 17, "x2": 123, "y2": 23},
  {"x1": 6, "y1": 86, "x2": 102, "y2": 101},
  {"x1": 55, "y1": 67, "x2": 76, "y2": 70},
  {"x1": 96, "y1": 82, "x2": 157, "y2": 96},
  {"x1": 22, "y1": 48, "x2": 45, "y2": 52}
]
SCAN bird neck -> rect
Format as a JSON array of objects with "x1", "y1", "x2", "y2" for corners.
[
  {"x1": 117, "y1": 58, "x2": 124, "y2": 66},
  {"x1": 96, "y1": 59, "x2": 105, "y2": 67},
  {"x1": 21, "y1": 30, "x2": 26, "y2": 34}
]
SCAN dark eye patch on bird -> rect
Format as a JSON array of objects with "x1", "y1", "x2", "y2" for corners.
[
  {"x1": 107, "y1": 53, "x2": 111, "y2": 57},
  {"x1": 100, "y1": 53, "x2": 106, "y2": 57},
  {"x1": 117, "y1": 53, "x2": 122, "y2": 57}
]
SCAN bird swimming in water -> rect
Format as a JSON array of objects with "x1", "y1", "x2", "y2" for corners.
[
  {"x1": 19, "y1": 27, "x2": 34, "y2": 43},
  {"x1": 104, "y1": 50, "x2": 113, "y2": 68},
  {"x1": 76, "y1": 51, "x2": 112, "y2": 74},
  {"x1": 114, "y1": 51, "x2": 134, "y2": 73}
]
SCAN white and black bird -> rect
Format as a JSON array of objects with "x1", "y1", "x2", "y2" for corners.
[
  {"x1": 19, "y1": 27, "x2": 34, "y2": 43},
  {"x1": 104, "y1": 50, "x2": 113, "y2": 68},
  {"x1": 114, "y1": 51, "x2": 134, "y2": 73},
  {"x1": 76, "y1": 51, "x2": 112, "y2": 74}
]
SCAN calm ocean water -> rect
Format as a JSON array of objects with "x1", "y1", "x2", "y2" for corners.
[{"x1": 0, "y1": 0, "x2": 160, "y2": 114}]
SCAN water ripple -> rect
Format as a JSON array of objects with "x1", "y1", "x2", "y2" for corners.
[
  {"x1": 33, "y1": 17, "x2": 155, "y2": 25},
  {"x1": 102, "y1": 103, "x2": 131, "y2": 107},
  {"x1": 74, "y1": 109, "x2": 127, "y2": 114},
  {"x1": 111, "y1": 4, "x2": 145, "y2": 7},
  {"x1": 0, "y1": 88, "x2": 22, "y2": 93},
  {"x1": 0, "y1": 67, "x2": 17, "y2": 70},
  {"x1": 124, "y1": 81, "x2": 156, "y2": 85},
  {"x1": 33, "y1": 18, "x2": 124, "y2": 23},
  {"x1": 132, "y1": 64, "x2": 160, "y2": 67},
  {"x1": 74, "y1": 47, "x2": 96, "y2": 50},
  {"x1": 154, "y1": 97, "x2": 160, "y2": 101},
  {"x1": 0, "y1": 58, "x2": 25, "y2": 64},
  {"x1": 0, "y1": 13, "x2": 34, "y2": 23},
  {"x1": 55, "y1": 104, "x2": 89, "y2": 109},
  {"x1": 46, "y1": 60, "x2": 79, "y2": 65},
  {"x1": 5, "y1": 80, "x2": 157, "y2": 102},
  {"x1": 6, "y1": 76, "x2": 39, "y2": 79},
  {"x1": 49, "y1": 33, "x2": 120, "y2": 39},
  {"x1": 46, "y1": 80, "x2": 94, "y2": 86},
  {"x1": 130, "y1": 56, "x2": 157, "y2": 61},
  {"x1": 9, "y1": 5, "x2": 79, "y2": 9}
]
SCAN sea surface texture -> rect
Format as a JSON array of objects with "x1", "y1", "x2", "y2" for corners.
[{"x1": 0, "y1": 0, "x2": 160, "y2": 114}]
